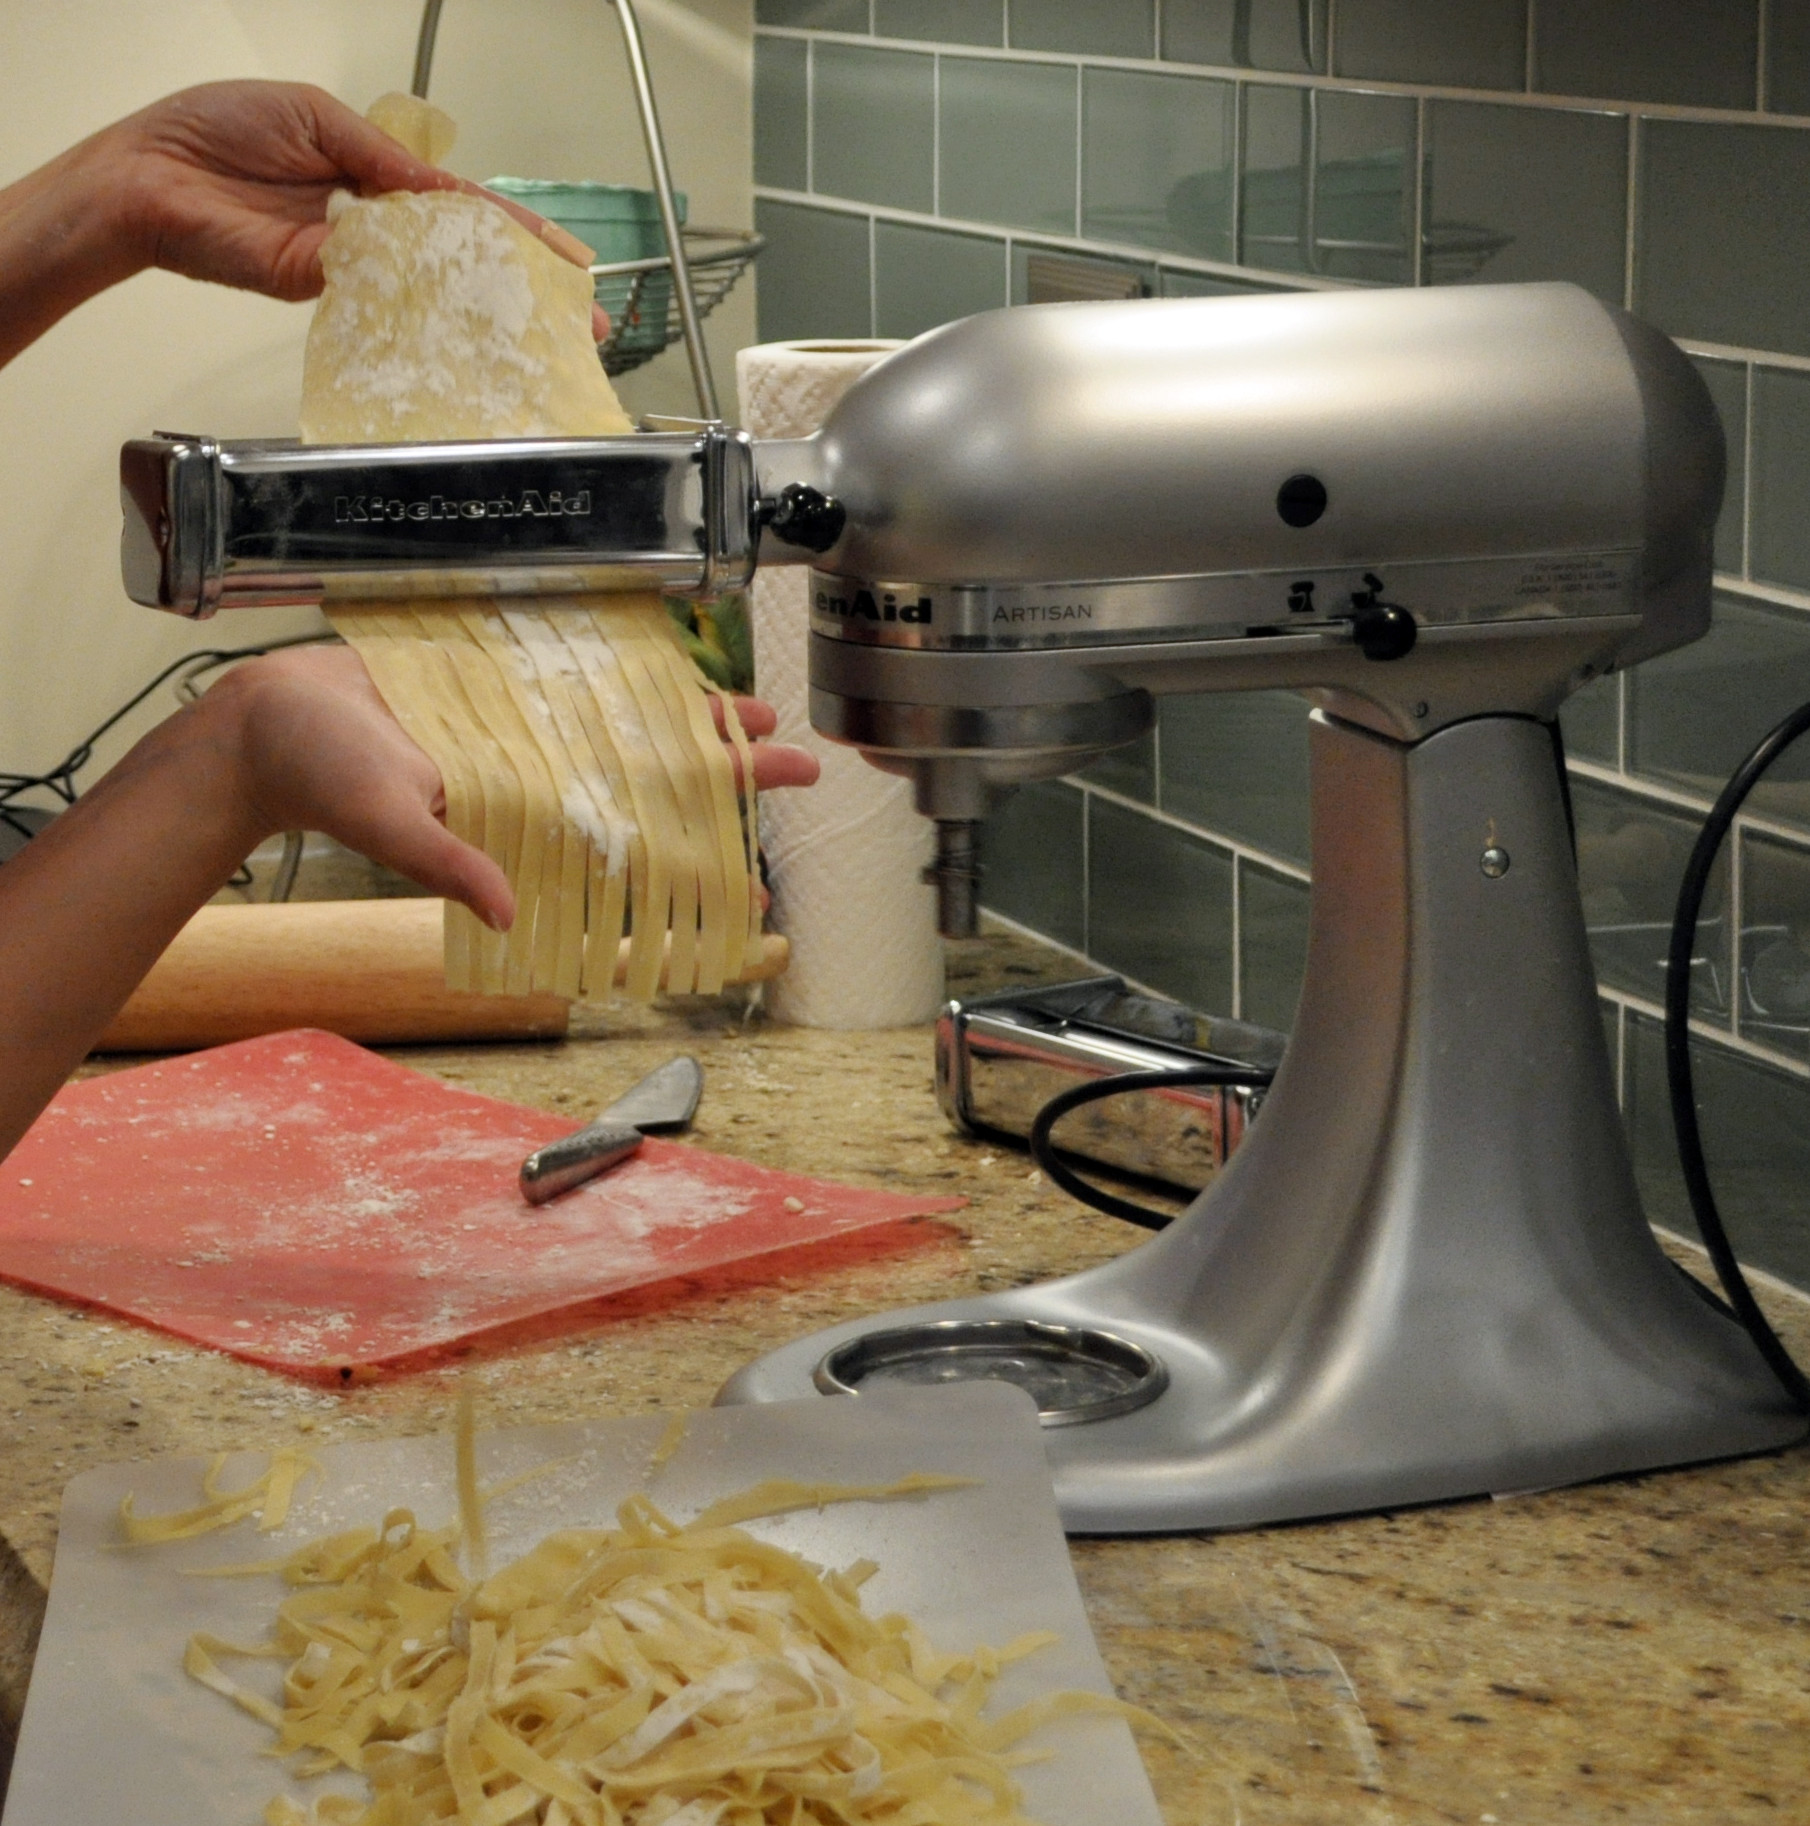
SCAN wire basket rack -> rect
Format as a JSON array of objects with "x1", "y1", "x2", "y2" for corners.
[{"x1": 592, "y1": 227, "x2": 762, "y2": 377}]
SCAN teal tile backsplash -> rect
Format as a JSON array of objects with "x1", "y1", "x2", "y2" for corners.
[
  {"x1": 1161, "y1": 0, "x2": 1325, "y2": 74},
  {"x1": 939, "y1": 55, "x2": 1078, "y2": 232},
  {"x1": 812, "y1": 43, "x2": 935, "y2": 212},
  {"x1": 874, "y1": 220, "x2": 1007, "y2": 335},
  {"x1": 1007, "y1": 0, "x2": 1152, "y2": 59},
  {"x1": 1534, "y1": 2, "x2": 1758, "y2": 111},
  {"x1": 1424, "y1": 100, "x2": 1627, "y2": 298},
  {"x1": 1333, "y1": 0, "x2": 1526, "y2": 91},
  {"x1": 876, "y1": 0, "x2": 1001, "y2": 44},
  {"x1": 754, "y1": 0, "x2": 1810, "y2": 1292},
  {"x1": 1082, "y1": 69, "x2": 1233, "y2": 259}
]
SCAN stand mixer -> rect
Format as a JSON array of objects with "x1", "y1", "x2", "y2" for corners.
[{"x1": 121, "y1": 280, "x2": 1807, "y2": 1532}]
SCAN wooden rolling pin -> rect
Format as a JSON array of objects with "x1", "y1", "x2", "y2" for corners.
[{"x1": 95, "y1": 899, "x2": 789, "y2": 1053}]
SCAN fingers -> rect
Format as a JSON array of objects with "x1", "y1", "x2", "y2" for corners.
[
  {"x1": 710, "y1": 695, "x2": 779, "y2": 739},
  {"x1": 366, "y1": 806, "x2": 516, "y2": 933}
]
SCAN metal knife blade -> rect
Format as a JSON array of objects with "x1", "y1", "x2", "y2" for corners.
[{"x1": 518, "y1": 1056, "x2": 704, "y2": 1205}]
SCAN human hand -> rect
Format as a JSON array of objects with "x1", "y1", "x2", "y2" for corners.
[
  {"x1": 202, "y1": 644, "x2": 818, "y2": 931},
  {"x1": 90, "y1": 80, "x2": 603, "y2": 306}
]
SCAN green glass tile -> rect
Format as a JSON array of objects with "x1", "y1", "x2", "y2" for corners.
[
  {"x1": 876, "y1": 0, "x2": 1002, "y2": 43},
  {"x1": 874, "y1": 221, "x2": 1007, "y2": 337},
  {"x1": 1693, "y1": 357, "x2": 1747, "y2": 578},
  {"x1": 1335, "y1": 0, "x2": 1526, "y2": 90},
  {"x1": 1081, "y1": 69, "x2": 1233, "y2": 259},
  {"x1": 1535, "y1": 2, "x2": 1757, "y2": 110},
  {"x1": 757, "y1": 0, "x2": 870, "y2": 26},
  {"x1": 1010, "y1": 243, "x2": 1155, "y2": 304},
  {"x1": 1637, "y1": 119, "x2": 1810, "y2": 360},
  {"x1": 1088, "y1": 798, "x2": 1235, "y2": 1013},
  {"x1": 1629, "y1": 593, "x2": 1810, "y2": 818},
  {"x1": 978, "y1": 779, "x2": 1085, "y2": 948},
  {"x1": 812, "y1": 43, "x2": 935, "y2": 211},
  {"x1": 1560, "y1": 674, "x2": 1619, "y2": 765},
  {"x1": 1769, "y1": 1, "x2": 1810, "y2": 115},
  {"x1": 1008, "y1": 0, "x2": 1154, "y2": 58},
  {"x1": 1161, "y1": 0, "x2": 1326, "y2": 73},
  {"x1": 1424, "y1": 101, "x2": 1627, "y2": 301},
  {"x1": 1572, "y1": 776, "x2": 1730, "y2": 1023},
  {"x1": 939, "y1": 57, "x2": 1078, "y2": 234},
  {"x1": 1313, "y1": 88, "x2": 1415, "y2": 285},
  {"x1": 1239, "y1": 862, "x2": 1310, "y2": 1031},
  {"x1": 1627, "y1": 1011, "x2": 1810, "y2": 1293},
  {"x1": 1075, "y1": 728, "x2": 1156, "y2": 802},
  {"x1": 1158, "y1": 268, "x2": 1284, "y2": 297},
  {"x1": 1160, "y1": 691, "x2": 1312, "y2": 867},
  {"x1": 753, "y1": 200, "x2": 873, "y2": 341},
  {"x1": 1740, "y1": 831, "x2": 1810, "y2": 1060},
  {"x1": 1241, "y1": 84, "x2": 1309, "y2": 274},
  {"x1": 754, "y1": 37, "x2": 809, "y2": 191},
  {"x1": 1240, "y1": 86, "x2": 1412, "y2": 283},
  {"x1": 1752, "y1": 366, "x2": 1810, "y2": 592}
]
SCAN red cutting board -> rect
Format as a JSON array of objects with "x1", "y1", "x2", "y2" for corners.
[{"x1": 0, "y1": 1031, "x2": 962, "y2": 1381}]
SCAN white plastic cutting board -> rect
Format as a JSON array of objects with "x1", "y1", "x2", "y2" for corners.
[{"x1": 4, "y1": 1384, "x2": 1163, "y2": 1826}]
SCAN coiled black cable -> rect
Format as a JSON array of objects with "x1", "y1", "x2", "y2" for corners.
[
  {"x1": 1027, "y1": 1064, "x2": 1275, "y2": 1231},
  {"x1": 1665, "y1": 701, "x2": 1810, "y2": 1412}
]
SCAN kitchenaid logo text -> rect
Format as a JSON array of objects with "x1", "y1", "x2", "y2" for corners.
[
  {"x1": 814, "y1": 587, "x2": 932, "y2": 625},
  {"x1": 333, "y1": 490, "x2": 592, "y2": 525}
]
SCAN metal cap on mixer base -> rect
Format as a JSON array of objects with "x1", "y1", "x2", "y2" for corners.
[{"x1": 812, "y1": 1319, "x2": 1168, "y2": 1427}]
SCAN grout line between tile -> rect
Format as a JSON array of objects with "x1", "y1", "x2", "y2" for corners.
[
  {"x1": 1759, "y1": 0, "x2": 1773, "y2": 113},
  {"x1": 1410, "y1": 95, "x2": 1427, "y2": 287},
  {"x1": 804, "y1": 37, "x2": 815, "y2": 195},
  {"x1": 1229, "y1": 80, "x2": 1245, "y2": 266},
  {"x1": 1229, "y1": 855, "x2": 1244, "y2": 1020},
  {"x1": 1324, "y1": 0, "x2": 1339, "y2": 76},
  {"x1": 1680, "y1": 337, "x2": 1810, "y2": 373},
  {"x1": 1731, "y1": 804, "x2": 1748, "y2": 1042},
  {"x1": 867, "y1": 213, "x2": 878, "y2": 337},
  {"x1": 751, "y1": 185, "x2": 1349, "y2": 289},
  {"x1": 1079, "y1": 780, "x2": 1313, "y2": 883},
  {"x1": 931, "y1": 54, "x2": 941, "y2": 217},
  {"x1": 1072, "y1": 62, "x2": 1084, "y2": 237},
  {"x1": 1714, "y1": 573, "x2": 1810, "y2": 616},
  {"x1": 1079, "y1": 782, "x2": 1091, "y2": 957},
  {"x1": 1622, "y1": 113, "x2": 1638, "y2": 314},
  {"x1": 1598, "y1": 982, "x2": 1810, "y2": 1081},
  {"x1": 1524, "y1": 0, "x2": 1537, "y2": 94},
  {"x1": 1743, "y1": 359, "x2": 1757, "y2": 579},
  {"x1": 753, "y1": 25, "x2": 1810, "y2": 129}
]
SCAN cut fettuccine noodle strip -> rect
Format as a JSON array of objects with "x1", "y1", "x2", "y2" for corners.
[{"x1": 122, "y1": 1450, "x2": 1184, "y2": 1826}]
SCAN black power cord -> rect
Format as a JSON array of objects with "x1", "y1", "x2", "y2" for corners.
[
  {"x1": 0, "y1": 633, "x2": 335, "y2": 823},
  {"x1": 1666, "y1": 701, "x2": 1810, "y2": 1412},
  {"x1": 1028, "y1": 1064, "x2": 1275, "y2": 1231}
]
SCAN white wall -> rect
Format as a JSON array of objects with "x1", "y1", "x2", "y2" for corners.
[{"x1": 0, "y1": 0, "x2": 752, "y2": 785}]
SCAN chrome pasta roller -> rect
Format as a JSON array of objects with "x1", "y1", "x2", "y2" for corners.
[{"x1": 120, "y1": 282, "x2": 1807, "y2": 1532}]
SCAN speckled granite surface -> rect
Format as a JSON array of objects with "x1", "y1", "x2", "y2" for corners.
[{"x1": 0, "y1": 926, "x2": 1806, "y2": 1823}]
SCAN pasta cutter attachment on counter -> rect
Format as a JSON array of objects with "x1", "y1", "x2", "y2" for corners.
[{"x1": 519, "y1": 1055, "x2": 702, "y2": 1205}]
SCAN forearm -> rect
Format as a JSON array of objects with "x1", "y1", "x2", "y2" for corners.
[
  {"x1": 0, "y1": 128, "x2": 141, "y2": 370},
  {"x1": 0, "y1": 698, "x2": 263, "y2": 1157}
]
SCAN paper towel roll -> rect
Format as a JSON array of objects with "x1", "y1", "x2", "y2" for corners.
[{"x1": 737, "y1": 339, "x2": 944, "y2": 1029}]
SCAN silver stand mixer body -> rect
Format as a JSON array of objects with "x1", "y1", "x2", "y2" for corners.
[
  {"x1": 115, "y1": 279, "x2": 1808, "y2": 1530},
  {"x1": 720, "y1": 282, "x2": 1808, "y2": 1527}
]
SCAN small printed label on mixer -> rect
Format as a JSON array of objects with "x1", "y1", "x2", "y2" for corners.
[
  {"x1": 991, "y1": 602, "x2": 1094, "y2": 624},
  {"x1": 1513, "y1": 555, "x2": 1629, "y2": 600},
  {"x1": 332, "y1": 490, "x2": 593, "y2": 524}
]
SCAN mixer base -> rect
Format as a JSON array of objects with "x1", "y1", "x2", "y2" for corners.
[{"x1": 720, "y1": 712, "x2": 1807, "y2": 1532}]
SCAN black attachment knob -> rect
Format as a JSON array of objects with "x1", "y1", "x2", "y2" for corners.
[
  {"x1": 760, "y1": 483, "x2": 847, "y2": 554},
  {"x1": 1349, "y1": 572, "x2": 1417, "y2": 662}
]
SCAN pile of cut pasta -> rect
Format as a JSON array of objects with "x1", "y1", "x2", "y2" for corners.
[
  {"x1": 302, "y1": 95, "x2": 762, "y2": 999},
  {"x1": 123, "y1": 1447, "x2": 1165, "y2": 1826}
]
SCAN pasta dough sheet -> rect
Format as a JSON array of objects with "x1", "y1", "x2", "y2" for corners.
[{"x1": 305, "y1": 107, "x2": 760, "y2": 999}]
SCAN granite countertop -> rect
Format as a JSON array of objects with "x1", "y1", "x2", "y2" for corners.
[{"x1": 0, "y1": 925, "x2": 1806, "y2": 1824}]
